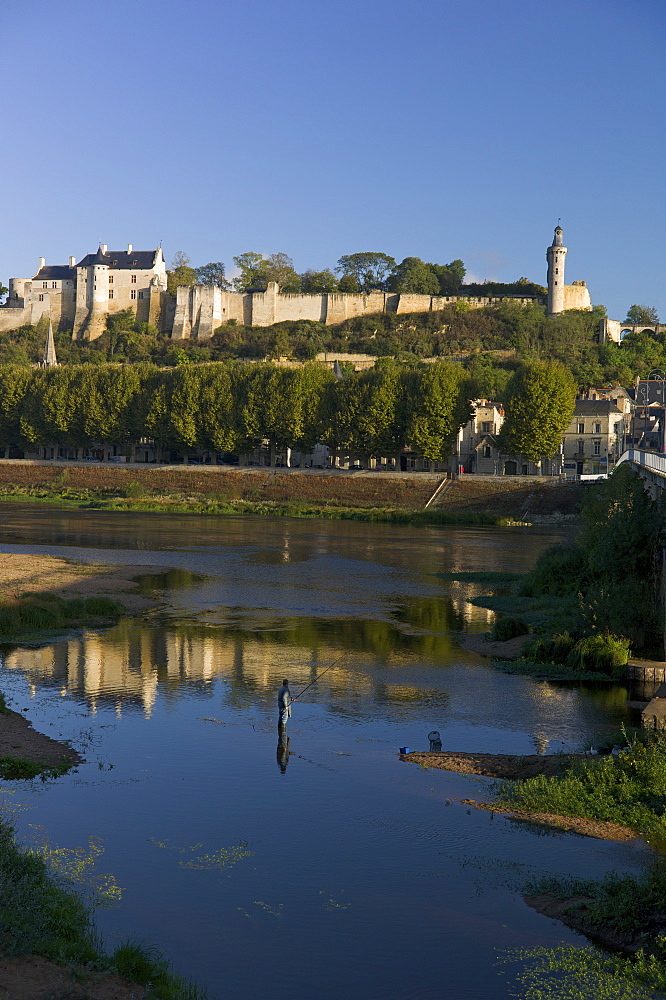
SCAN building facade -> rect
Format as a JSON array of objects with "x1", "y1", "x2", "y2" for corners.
[
  {"x1": 561, "y1": 398, "x2": 627, "y2": 477},
  {"x1": 1, "y1": 244, "x2": 167, "y2": 339}
]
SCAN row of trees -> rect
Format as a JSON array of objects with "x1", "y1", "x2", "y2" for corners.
[
  {"x1": 167, "y1": 250, "x2": 470, "y2": 296},
  {"x1": 0, "y1": 359, "x2": 575, "y2": 465}
]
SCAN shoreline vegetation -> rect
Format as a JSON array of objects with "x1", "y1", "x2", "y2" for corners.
[
  {"x1": 435, "y1": 468, "x2": 666, "y2": 996},
  {"x1": 0, "y1": 486, "x2": 517, "y2": 525},
  {"x1": 0, "y1": 555, "x2": 207, "y2": 998}
]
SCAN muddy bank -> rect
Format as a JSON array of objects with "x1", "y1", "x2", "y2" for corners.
[
  {"x1": 0, "y1": 706, "x2": 81, "y2": 771},
  {"x1": 457, "y1": 634, "x2": 528, "y2": 660},
  {"x1": 0, "y1": 552, "x2": 163, "y2": 613},
  {"x1": 524, "y1": 893, "x2": 662, "y2": 954},
  {"x1": 402, "y1": 751, "x2": 639, "y2": 842},
  {"x1": 402, "y1": 749, "x2": 585, "y2": 780},
  {"x1": 0, "y1": 955, "x2": 144, "y2": 1000}
]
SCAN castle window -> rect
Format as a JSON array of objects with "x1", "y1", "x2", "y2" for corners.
[
  {"x1": 593, "y1": 440, "x2": 601, "y2": 455},
  {"x1": 109, "y1": 275, "x2": 113, "y2": 284},
  {"x1": 109, "y1": 290, "x2": 114, "y2": 300},
  {"x1": 138, "y1": 290, "x2": 145, "y2": 299},
  {"x1": 43, "y1": 281, "x2": 48, "y2": 288},
  {"x1": 38, "y1": 294, "x2": 44, "y2": 301},
  {"x1": 577, "y1": 422, "x2": 584, "y2": 434},
  {"x1": 131, "y1": 274, "x2": 137, "y2": 284},
  {"x1": 594, "y1": 422, "x2": 601, "y2": 434},
  {"x1": 577, "y1": 440, "x2": 584, "y2": 454},
  {"x1": 52, "y1": 282, "x2": 57, "y2": 288},
  {"x1": 131, "y1": 289, "x2": 137, "y2": 300},
  {"x1": 481, "y1": 421, "x2": 492, "y2": 433}
]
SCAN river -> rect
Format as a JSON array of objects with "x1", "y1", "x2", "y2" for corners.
[{"x1": 0, "y1": 507, "x2": 648, "y2": 999}]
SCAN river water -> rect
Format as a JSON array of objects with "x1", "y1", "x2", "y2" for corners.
[{"x1": 0, "y1": 507, "x2": 648, "y2": 999}]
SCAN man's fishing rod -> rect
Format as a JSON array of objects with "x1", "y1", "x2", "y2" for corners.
[{"x1": 293, "y1": 653, "x2": 347, "y2": 700}]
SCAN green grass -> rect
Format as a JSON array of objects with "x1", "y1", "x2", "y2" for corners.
[
  {"x1": 497, "y1": 731, "x2": 666, "y2": 845},
  {"x1": 0, "y1": 487, "x2": 514, "y2": 526},
  {"x1": 0, "y1": 820, "x2": 207, "y2": 997},
  {"x1": 0, "y1": 593, "x2": 126, "y2": 639},
  {"x1": 0, "y1": 756, "x2": 74, "y2": 780}
]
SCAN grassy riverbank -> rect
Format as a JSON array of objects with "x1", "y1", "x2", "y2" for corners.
[
  {"x1": 0, "y1": 820, "x2": 205, "y2": 998},
  {"x1": 0, "y1": 485, "x2": 514, "y2": 525},
  {"x1": 501, "y1": 733, "x2": 666, "y2": 999}
]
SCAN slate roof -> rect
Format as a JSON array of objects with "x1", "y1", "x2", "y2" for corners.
[
  {"x1": 33, "y1": 266, "x2": 76, "y2": 280},
  {"x1": 573, "y1": 400, "x2": 624, "y2": 416},
  {"x1": 75, "y1": 249, "x2": 158, "y2": 269}
]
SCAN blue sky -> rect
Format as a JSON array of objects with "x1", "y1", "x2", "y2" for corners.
[{"x1": 2, "y1": 0, "x2": 664, "y2": 320}]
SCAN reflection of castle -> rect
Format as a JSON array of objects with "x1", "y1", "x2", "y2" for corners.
[{"x1": 2, "y1": 625, "x2": 378, "y2": 718}]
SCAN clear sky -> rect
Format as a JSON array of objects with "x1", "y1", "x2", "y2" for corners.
[{"x1": 2, "y1": 0, "x2": 664, "y2": 320}]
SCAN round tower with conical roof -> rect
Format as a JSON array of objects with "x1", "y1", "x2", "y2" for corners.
[{"x1": 546, "y1": 225, "x2": 567, "y2": 315}]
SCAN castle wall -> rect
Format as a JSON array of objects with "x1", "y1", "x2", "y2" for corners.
[
  {"x1": 0, "y1": 307, "x2": 29, "y2": 333},
  {"x1": 171, "y1": 284, "x2": 544, "y2": 339},
  {"x1": 562, "y1": 283, "x2": 592, "y2": 311},
  {"x1": 275, "y1": 292, "x2": 327, "y2": 323}
]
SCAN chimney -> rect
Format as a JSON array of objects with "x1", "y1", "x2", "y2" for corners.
[
  {"x1": 38, "y1": 256, "x2": 45, "y2": 269},
  {"x1": 69, "y1": 256, "x2": 76, "y2": 267},
  {"x1": 100, "y1": 243, "x2": 108, "y2": 255},
  {"x1": 127, "y1": 243, "x2": 133, "y2": 254}
]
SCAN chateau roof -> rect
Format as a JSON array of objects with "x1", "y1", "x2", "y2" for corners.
[
  {"x1": 573, "y1": 400, "x2": 624, "y2": 416},
  {"x1": 33, "y1": 265, "x2": 75, "y2": 280},
  {"x1": 76, "y1": 249, "x2": 159, "y2": 269}
]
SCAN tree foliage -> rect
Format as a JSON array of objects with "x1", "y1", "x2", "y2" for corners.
[
  {"x1": 166, "y1": 252, "x2": 198, "y2": 296},
  {"x1": 335, "y1": 253, "x2": 396, "y2": 292},
  {"x1": 500, "y1": 360, "x2": 576, "y2": 461},
  {"x1": 624, "y1": 304, "x2": 659, "y2": 325},
  {"x1": 195, "y1": 262, "x2": 230, "y2": 289}
]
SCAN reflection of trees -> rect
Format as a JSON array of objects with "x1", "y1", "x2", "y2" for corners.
[{"x1": 2, "y1": 595, "x2": 461, "y2": 716}]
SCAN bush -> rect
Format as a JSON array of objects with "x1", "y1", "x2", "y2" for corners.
[
  {"x1": 565, "y1": 633, "x2": 630, "y2": 677},
  {"x1": 492, "y1": 616, "x2": 530, "y2": 641},
  {"x1": 519, "y1": 544, "x2": 587, "y2": 597},
  {"x1": 521, "y1": 630, "x2": 576, "y2": 664}
]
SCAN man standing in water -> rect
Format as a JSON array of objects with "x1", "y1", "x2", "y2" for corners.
[{"x1": 278, "y1": 679, "x2": 293, "y2": 728}]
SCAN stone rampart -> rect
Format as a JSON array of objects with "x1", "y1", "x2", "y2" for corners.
[{"x1": 171, "y1": 283, "x2": 541, "y2": 339}]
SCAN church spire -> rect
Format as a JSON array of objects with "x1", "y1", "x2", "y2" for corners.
[{"x1": 42, "y1": 318, "x2": 58, "y2": 367}]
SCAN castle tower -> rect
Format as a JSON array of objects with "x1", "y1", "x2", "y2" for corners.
[{"x1": 546, "y1": 225, "x2": 567, "y2": 315}]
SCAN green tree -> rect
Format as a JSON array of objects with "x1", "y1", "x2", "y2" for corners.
[
  {"x1": 232, "y1": 252, "x2": 267, "y2": 291},
  {"x1": 335, "y1": 253, "x2": 396, "y2": 292},
  {"x1": 387, "y1": 258, "x2": 440, "y2": 295},
  {"x1": 428, "y1": 259, "x2": 466, "y2": 295},
  {"x1": 167, "y1": 251, "x2": 198, "y2": 296},
  {"x1": 325, "y1": 361, "x2": 406, "y2": 460},
  {"x1": 232, "y1": 252, "x2": 301, "y2": 292},
  {"x1": 624, "y1": 304, "x2": 659, "y2": 324},
  {"x1": 499, "y1": 360, "x2": 576, "y2": 461},
  {"x1": 195, "y1": 262, "x2": 230, "y2": 289},
  {"x1": 300, "y1": 269, "x2": 339, "y2": 293},
  {"x1": 406, "y1": 363, "x2": 471, "y2": 460},
  {"x1": 0, "y1": 281, "x2": 8, "y2": 304},
  {"x1": 0, "y1": 366, "x2": 33, "y2": 446}
]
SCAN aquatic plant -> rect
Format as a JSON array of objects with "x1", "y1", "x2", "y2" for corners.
[
  {"x1": 0, "y1": 819, "x2": 206, "y2": 996},
  {"x1": 498, "y1": 731, "x2": 666, "y2": 843}
]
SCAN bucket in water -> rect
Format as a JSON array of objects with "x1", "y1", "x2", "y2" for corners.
[{"x1": 399, "y1": 747, "x2": 410, "y2": 755}]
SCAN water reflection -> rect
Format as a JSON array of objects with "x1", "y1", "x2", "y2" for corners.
[{"x1": 276, "y1": 731, "x2": 291, "y2": 774}]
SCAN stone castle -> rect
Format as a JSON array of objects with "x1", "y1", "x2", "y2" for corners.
[{"x1": 0, "y1": 227, "x2": 592, "y2": 341}]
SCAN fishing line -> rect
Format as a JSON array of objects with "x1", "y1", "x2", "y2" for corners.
[{"x1": 293, "y1": 653, "x2": 348, "y2": 700}]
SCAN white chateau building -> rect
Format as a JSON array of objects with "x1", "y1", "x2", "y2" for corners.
[
  {"x1": 0, "y1": 244, "x2": 167, "y2": 339},
  {"x1": 0, "y1": 227, "x2": 590, "y2": 340}
]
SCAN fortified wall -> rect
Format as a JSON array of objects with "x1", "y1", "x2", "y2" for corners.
[{"x1": 171, "y1": 282, "x2": 541, "y2": 339}]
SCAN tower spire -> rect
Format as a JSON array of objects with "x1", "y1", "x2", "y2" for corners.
[{"x1": 42, "y1": 317, "x2": 58, "y2": 367}]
